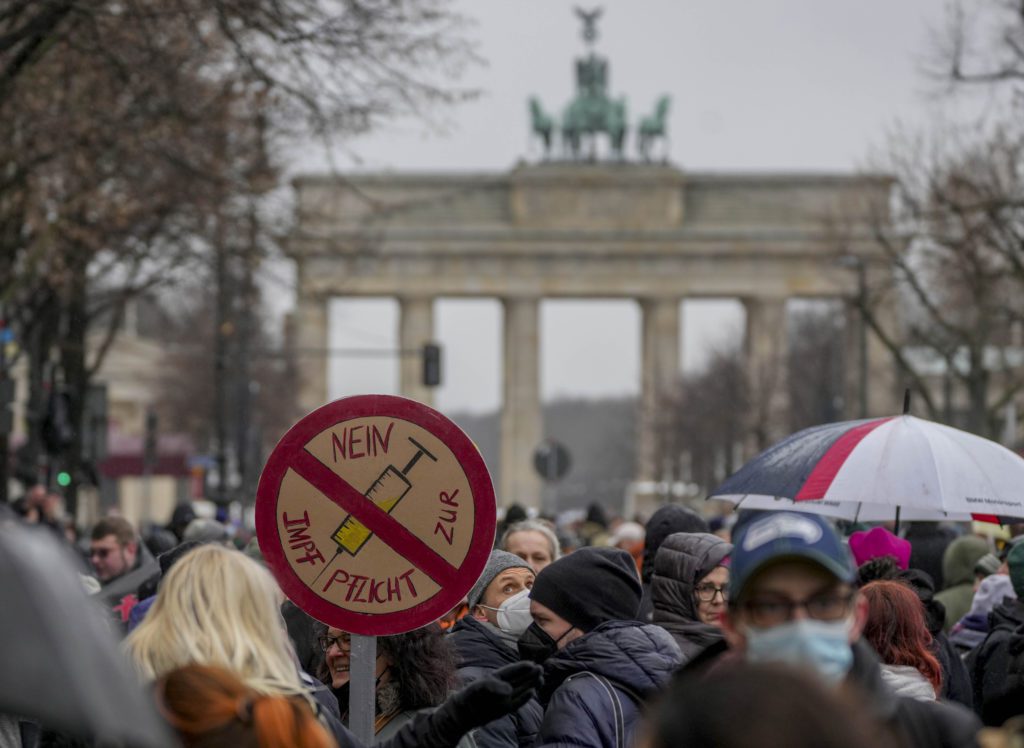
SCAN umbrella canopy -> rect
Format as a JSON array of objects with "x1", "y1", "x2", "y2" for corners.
[
  {"x1": 0, "y1": 520, "x2": 173, "y2": 747},
  {"x1": 711, "y1": 415, "x2": 1024, "y2": 522}
]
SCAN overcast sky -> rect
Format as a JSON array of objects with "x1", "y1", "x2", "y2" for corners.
[{"x1": 298, "y1": 0, "x2": 952, "y2": 414}]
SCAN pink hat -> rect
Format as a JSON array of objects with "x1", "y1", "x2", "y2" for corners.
[{"x1": 848, "y1": 526, "x2": 911, "y2": 570}]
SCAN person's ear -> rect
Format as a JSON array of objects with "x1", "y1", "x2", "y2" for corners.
[
  {"x1": 721, "y1": 609, "x2": 746, "y2": 652},
  {"x1": 848, "y1": 593, "x2": 868, "y2": 643},
  {"x1": 125, "y1": 541, "x2": 138, "y2": 558},
  {"x1": 471, "y1": 605, "x2": 489, "y2": 622}
]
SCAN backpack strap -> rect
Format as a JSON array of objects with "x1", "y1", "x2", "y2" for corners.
[{"x1": 568, "y1": 672, "x2": 629, "y2": 748}]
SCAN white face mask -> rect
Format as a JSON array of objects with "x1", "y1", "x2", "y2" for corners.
[{"x1": 482, "y1": 588, "x2": 534, "y2": 636}]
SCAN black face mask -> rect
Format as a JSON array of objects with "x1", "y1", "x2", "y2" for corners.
[{"x1": 517, "y1": 621, "x2": 573, "y2": 664}]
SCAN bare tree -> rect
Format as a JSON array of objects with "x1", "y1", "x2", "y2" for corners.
[
  {"x1": 0, "y1": 0, "x2": 474, "y2": 506},
  {"x1": 929, "y1": 0, "x2": 1024, "y2": 94},
  {"x1": 658, "y1": 347, "x2": 749, "y2": 496},
  {"x1": 844, "y1": 126, "x2": 1024, "y2": 437},
  {"x1": 787, "y1": 303, "x2": 846, "y2": 430}
]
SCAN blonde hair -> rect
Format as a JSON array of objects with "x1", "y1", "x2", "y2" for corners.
[{"x1": 125, "y1": 544, "x2": 305, "y2": 697}]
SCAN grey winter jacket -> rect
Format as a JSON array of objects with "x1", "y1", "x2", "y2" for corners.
[{"x1": 649, "y1": 532, "x2": 732, "y2": 664}]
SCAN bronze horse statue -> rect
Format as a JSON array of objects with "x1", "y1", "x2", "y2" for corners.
[
  {"x1": 529, "y1": 97, "x2": 556, "y2": 157},
  {"x1": 638, "y1": 95, "x2": 671, "y2": 161}
]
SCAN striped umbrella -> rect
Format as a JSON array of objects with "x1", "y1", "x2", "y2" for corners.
[{"x1": 710, "y1": 415, "x2": 1024, "y2": 523}]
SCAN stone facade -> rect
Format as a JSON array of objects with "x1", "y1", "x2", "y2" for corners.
[{"x1": 288, "y1": 164, "x2": 899, "y2": 508}]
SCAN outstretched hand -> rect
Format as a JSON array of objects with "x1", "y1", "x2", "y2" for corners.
[
  {"x1": 397, "y1": 661, "x2": 544, "y2": 748},
  {"x1": 454, "y1": 661, "x2": 544, "y2": 723}
]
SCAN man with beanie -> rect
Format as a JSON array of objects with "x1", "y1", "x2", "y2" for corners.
[
  {"x1": 714, "y1": 512, "x2": 978, "y2": 748},
  {"x1": 521, "y1": 546, "x2": 682, "y2": 748},
  {"x1": 450, "y1": 550, "x2": 541, "y2": 748},
  {"x1": 966, "y1": 542, "x2": 1024, "y2": 725}
]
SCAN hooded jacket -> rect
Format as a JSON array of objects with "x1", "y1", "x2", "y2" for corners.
[
  {"x1": 649, "y1": 532, "x2": 731, "y2": 664},
  {"x1": 638, "y1": 506, "x2": 709, "y2": 621},
  {"x1": 536, "y1": 621, "x2": 682, "y2": 748},
  {"x1": 450, "y1": 615, "x2": 542, "y2": 748},
  {"x1": 935, "y1": 535, "x2": 989, "y2": 632},
  {"x1": 951, "y1": 575, "x2": 1017, "y2": 656},
  {"x1": 966, "y1": 597, "x2": 1024, "y2": 725}
]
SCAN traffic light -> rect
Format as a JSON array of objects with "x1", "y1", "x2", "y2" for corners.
[
  {"x1": 42, "y1": 389, "x2": 75, "y2": 456},
  {"x1": 56, "y1": 470, "x2": 72, "y2": 488},
  {"x1": 422, "y1": 343, "x2": 442, "y2": 387}
]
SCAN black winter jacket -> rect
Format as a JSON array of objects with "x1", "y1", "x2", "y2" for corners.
[
  {"x1": 536, "y1": 621, "x2": 682, "y2": 748},
  {"x1": 966, "y1": 597, "x2": 1024, "y2": 725},
  {"x1": 450, "y1": 615, "x2": 543, "y2": 748},
  {"x1": 649, "y1": 532, "x2": 731, "y2": 665},
  {"x1": 905, "y1": 523, "x2": 957, "y2": 591}
]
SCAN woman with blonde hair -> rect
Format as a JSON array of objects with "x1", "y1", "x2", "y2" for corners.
[
  {"x1": 127, "y1": 543, "x2": 542, "y2": 748},
  {"x1": 126, "y1": 543, "x2": 307, "y2": 697}
]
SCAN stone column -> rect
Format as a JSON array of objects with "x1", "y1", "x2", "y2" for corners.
[
  {"x1": 500, "y1": 297, "x2": 542, "y2": 509},
  {"x1": 637, "y1": 298, "x2": 681, "y2": 483},
  {"x1": 863, "y1": 267, "x2": 901, "y2": 416},
  {"x1": 398, "y1": 296, "x2": 435, "y2": 406},
  {"x1": 843, "y1": 301, "x2": 867, "y2": 419},
  {"x1": 296, "y1": 295, "x2": 330, "y2": 415},
  {"x1": 744, "y1": 297, "x2": 790, "y2": 453}
]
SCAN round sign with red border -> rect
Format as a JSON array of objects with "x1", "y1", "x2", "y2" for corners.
[{"x1": 255, "y1": 395, "x2": 496, "y2": 635}]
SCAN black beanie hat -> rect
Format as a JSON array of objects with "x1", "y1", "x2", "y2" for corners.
[{"x1": 529, "y1": 546, "x2": 642, "y2": 632}]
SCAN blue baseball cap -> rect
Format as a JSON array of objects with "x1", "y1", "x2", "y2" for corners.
[{"x1": 729, "y1": 512, "x2": 855, "y2": 603}]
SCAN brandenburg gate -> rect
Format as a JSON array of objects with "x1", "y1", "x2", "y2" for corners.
[
  {"x1": 287, "y1": 11, "x2": 897, "y2": 510},
  {"x1": 288, "y1": 165, "x2": 896, "y2": 509}
]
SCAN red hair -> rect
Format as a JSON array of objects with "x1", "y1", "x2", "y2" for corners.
[
  {"x1": 861, "y1": 580, "x2": 942, "y2": 694},
  {"x1": 157, "y1": 664, "x2": 336, "y2": 748}
]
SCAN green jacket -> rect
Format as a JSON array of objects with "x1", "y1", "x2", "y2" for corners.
[{"x1": 935, "y1": 535, "x2": 989, "y2": 631}]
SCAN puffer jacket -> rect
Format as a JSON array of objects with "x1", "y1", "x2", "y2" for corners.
[
  {"x1": 638, "y1": 506, "x2": 709, "y2": 622},
  {"x1": 880, "y1": 664, "x2": 936, "y2": 702},
  {"x1": 649, "y1": 532, "x2": 732, "y2": 664},
  {"x1": 450, "y1": 615, "x2": 542, "y2": 748},
  {"x1": 536, "y1": 621, "x2": 682, "y2": 748}
]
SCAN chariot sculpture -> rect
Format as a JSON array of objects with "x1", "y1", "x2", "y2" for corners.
[{"x1": 528, "y1": 7, "x2": 670, "y2": 163}]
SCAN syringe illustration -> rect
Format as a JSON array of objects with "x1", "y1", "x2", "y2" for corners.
[{"x1": 313, "y1": 437, "x2": 438, "y2": 585}]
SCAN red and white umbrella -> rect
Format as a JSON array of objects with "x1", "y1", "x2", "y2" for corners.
[{"x1": 710, "y1": 414, "x2": 1024, "y2": 523}]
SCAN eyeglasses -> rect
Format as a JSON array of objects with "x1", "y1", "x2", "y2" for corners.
[
  {"x1": 318, "y1": 634, "x2": 350, "y2": 652},
  {"x1": 740, "y1": 591, "x2": 856, "y2": 627},
  {"x1": 694, "y1": 583, "x2": 729, "y2": 603}
]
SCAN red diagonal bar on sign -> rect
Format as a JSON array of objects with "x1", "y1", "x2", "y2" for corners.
[{"x1": 290, "y1": 449, "x2": 458, "y2": 588}]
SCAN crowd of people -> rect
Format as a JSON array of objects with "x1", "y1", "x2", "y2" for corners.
[{"x1": 5, "y1": 487, "x2": 1024, "y2": 748}]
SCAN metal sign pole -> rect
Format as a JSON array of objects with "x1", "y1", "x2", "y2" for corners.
[{"x1": 349, "y1": 634, "x2": 377, "y2": 745}]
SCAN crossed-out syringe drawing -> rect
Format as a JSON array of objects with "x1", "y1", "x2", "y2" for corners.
[{"x1": 313, "y1": 437, "x2": 438, "y2": 585}]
